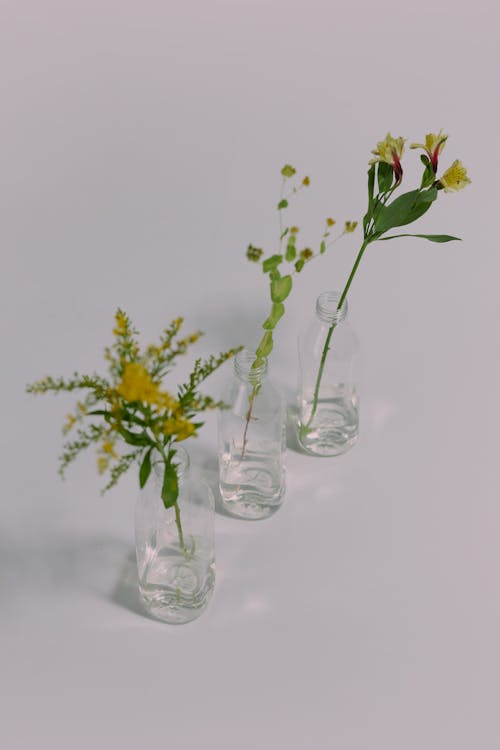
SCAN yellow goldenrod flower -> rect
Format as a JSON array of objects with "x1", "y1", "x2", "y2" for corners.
[
  {"x1": 281, "y1": 164, "x2": 296, "y2": 178},
  {"x1": 174, "y1": 420, "x2": 196, "y2": 442},
  {"x1": 113, "y1": 310, "x2": 128, "y2": 337},
  {"x1": 163, "y1": 417, "x2": 196, "y2": 441},
  {"x1": 97, "y1": 456, "x2": 109, "y2": 474},
  {"x1": 344, "y1": 221, "x2": 358, "y2": 233},
  {"x1": 369, "y1": 133, "x2": 406, "y2": 183},
  {"x1": 63, "y1": 414, "x2": 76, "y2": 434},
  {"x1": 438, "y1": 160, "x2": 471, "y2": 192},
  {"x1": 188, "y1": 333, "x2": 201, "y2": 344},
  {"x1": 102, "y1": 441, "x2": 117, "y2": 457},
  {"x1": 302, "y1": 176, "x2": 310, "y2": 186},
  {"x1": 326, "y1": 217, "x2": 336, "y2": 227},
  {"x1": 158, "y1": 391, "x2": 181, "y2": 412},
  {"x1": 117, "y1": 363, "x2": 161, "y2": 404},
  {"x1": 410, "y1": 130, "x2": 448, "y2": 171}
]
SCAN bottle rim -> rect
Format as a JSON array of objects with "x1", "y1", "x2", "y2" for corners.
[
  {"x1": 316, "y1": 291, "x2": 348, "y2": 324},
  {"x1": 150, "y1": 445, "x2": 190, "y2": 482},
  {"x1": 234, "y1": 347, "x2": 268, "y2": 384}
]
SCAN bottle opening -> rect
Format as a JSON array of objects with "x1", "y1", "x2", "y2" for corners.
[
  {"x1": 151, "y1": 446, "x2": 190, "y2": 483},
  {"x1": 234, "y1": 348, "x2": 268, "y2": 384},
  {"x1": 316, "y1": 291, "x2": 348, "y2": 325}
]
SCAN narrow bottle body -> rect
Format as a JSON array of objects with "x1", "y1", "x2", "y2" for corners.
[
  {"x1": 218, "y1": 350, "x2": 286, "y2": 519},
  {"x1": 297, "y1": 292, "x2": 360, "y2": 456}
]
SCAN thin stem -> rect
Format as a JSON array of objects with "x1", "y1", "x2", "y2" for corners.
[
  {"x1": 241, "y1": 385, "x2": 257, "y2": 459},
  {"x1": 305, "y1": 237, "x2": 370, "y2": 428},
  {"x1": 158, "y1": 443, "x2": 187, "y2": 554},
  {"x1": 174, "y1": 501, "x2": 186, "y2": 551}
]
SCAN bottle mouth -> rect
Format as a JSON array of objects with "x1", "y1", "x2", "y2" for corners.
[
  {"x1": 234, "y1": 347, "x2": 268, "y2": 384},
  {"x1": 151, "y1": 446, "x2": 190, "y2": 482},
  {"x1": 316, "y1": 291, "x2": 348, "y2": 325}
]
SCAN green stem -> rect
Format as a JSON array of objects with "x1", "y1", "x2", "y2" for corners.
[
  {"x1": 158, "y1": 443, "x2": 187, "y2": 554},
  {"x1": 241, "y1": 383, "x2": 259, "y2": 459},
  {"x1": 174, "y1": 500, "x2": 186, "y2": 552},
  {"x1": 306, "y1": 237, "x2": 370, "y2": 428}
]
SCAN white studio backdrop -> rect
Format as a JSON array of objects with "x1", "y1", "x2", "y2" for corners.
[{"x1": 1, "y1": 1, "x2": 499, "y2": 748}]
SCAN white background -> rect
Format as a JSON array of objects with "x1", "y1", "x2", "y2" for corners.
[{"x1": 2, "y1": 1, "x2": 499, "y2": 748}]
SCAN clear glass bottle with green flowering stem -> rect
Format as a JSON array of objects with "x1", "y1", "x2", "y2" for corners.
[
  {"x1": 299, "y1": 132, "x2": 470, "y2": 450},
  {"x1": 239, "y1": 165, "x2": 358, "y2": 458},
  {"x1": 218, "y1": 348, "x2": 286, "y2": 519}
]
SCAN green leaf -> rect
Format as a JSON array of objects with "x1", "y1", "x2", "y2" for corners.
[
  {"x1": 262, "y1": 302, "x2": 285, "y2": 329},
  {"x1": 139, "y1": 448, "x2": 152, "y2": 488},
  {"x1": 262, "y1": 254, "x2": 283, "y2": 273},
  {"x1": 363, "y1": 164, "x2": 376, "y2": 232},
  {"x1": 320, "y1": 240, "x2": 326, "y2": 254},
  {"x1": 270, "y1": 274, "x2": 292, "y2": 302},
  {"x1": 161, "y1": 462, "x2": 179, "y2": 509},
  {"x1": 285, "y1": 237, "x2": 296, "y2": 262},
  {"x1": 251, "y1": 357, "x2": 265, "y2": 370},
  {"x1": 377, "y1": 162, "x2": 393, "y2": 193},
  {"x1": 255, "y1": 330, "x2": 273, "y2": 358},
  {"x1": 277, "y1": 199, "x2": 289, "y2": 210},
  {"x1": 269, "y1": 268, "x2": 281, "y2": 282},
  {"x1": 280, "y1": 227, "x2": 289, "y2": 240},
  {"x1": 295, "y1": 259, "x2": 304, "y2": 272},
  {"x1": 378, "y1": 233, "x2": 461, "y2": 243},
  {"x1": 118, "y1": 428, "x2": 150, "y2": 447},
  {"x1": 419, "y1": 154, "x2": 435, "y2": 188},
  {"x1": 374, "y1": 188, "x2": 437, "y2": 233}
]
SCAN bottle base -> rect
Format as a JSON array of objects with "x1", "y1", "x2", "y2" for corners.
[
  {"x1": 298, "y1": 403, "x2": 359, "y2": 457},
  {"x1": 219, "y1": 490, "x2": 284, "y2": 520},
  {"x1": 138, "y1": 545, "x2": 215, "y2": 624}
]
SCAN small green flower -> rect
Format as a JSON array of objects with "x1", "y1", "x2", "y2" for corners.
[{"x1": 281, "y1": 164, "x2": 296, "y2": 178}]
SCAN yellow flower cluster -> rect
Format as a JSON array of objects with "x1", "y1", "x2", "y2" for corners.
[
  {"x1": 116, "y1": 363, "x2": 179, "y2": 412},
  {"x1": 117, "y1": 363, "x2": 160, "y2": 404},
  {"x1": 113, "y1": 311, "x2": 128, "y2": 337},
  {"x1": 163, "y1": 417, "x2": 196, "y2": 442}
]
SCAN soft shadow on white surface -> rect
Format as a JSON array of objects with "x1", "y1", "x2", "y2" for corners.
[{"x1": 110, "y1": 549, "x2": 152, "y2": 621}]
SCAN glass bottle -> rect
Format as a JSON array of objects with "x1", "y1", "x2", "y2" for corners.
[
  {"x1": 135, "y1": 447, "x2": 215, "y2": 624},
  {"x1": 297, "y1": 291, "x2": 360, "y2": 456},
  {"x1": 218, "y1": 348, "x2": 286, "y2": 520}
]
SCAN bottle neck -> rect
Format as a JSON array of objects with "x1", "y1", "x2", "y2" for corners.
[
  {"x1": 315, "y1": 291, "x2": 348, "y2": 325},
  {"x1": 151, "y1": 446, "x2": 190, "y2": 484},
  {"x1": 234, "y1": 348, "x2": 268, "y2": 386}
]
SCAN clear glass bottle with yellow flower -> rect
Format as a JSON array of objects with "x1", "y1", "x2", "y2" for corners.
[
  {"x1": 27, "y1": 310, "x2": 239, "y2": 624},
  {"x1": 135, "y1": 446, "x2": 215, "y2": 624}
]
